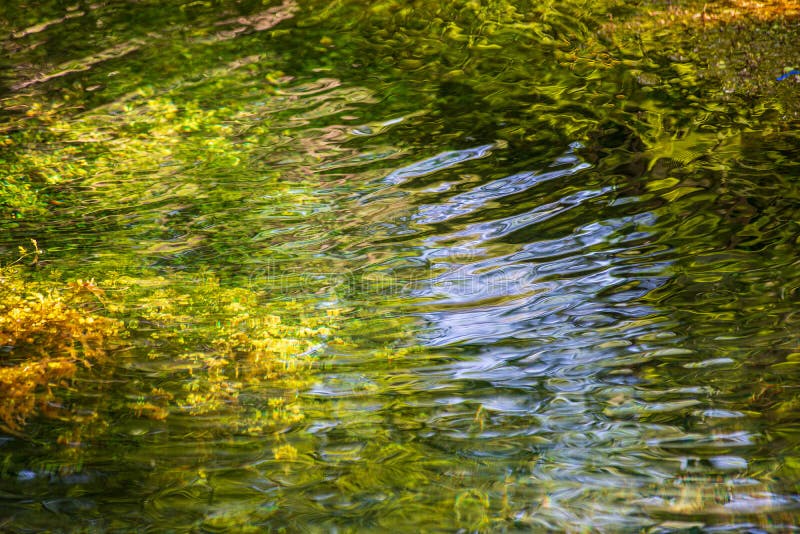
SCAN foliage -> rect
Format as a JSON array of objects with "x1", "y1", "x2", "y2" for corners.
[
  {"x1": 109, "y1": 271, "x2": 341, "y2": 429},
  {"x1": 0, "y1": 242, "x2": 341, "y2": 438},
  {"x1": 607, "y1": 0, "x2": 800, "y2": 118},
  {"x1": 0, "y1": 243, "x2": 122, "y2": 431}
]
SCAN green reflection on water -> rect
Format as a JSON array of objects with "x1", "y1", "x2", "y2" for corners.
[{"x1": 2, "y1": 0, "x2": 800, "y2": 530}]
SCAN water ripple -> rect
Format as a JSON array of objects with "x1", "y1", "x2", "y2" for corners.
[{"x1": 2, "y1": 0, "x2": 800, "y2": 531}]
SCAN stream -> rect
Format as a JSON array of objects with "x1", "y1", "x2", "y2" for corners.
[{"x1": 2, "y1": 0, "x2": 800, "y2": 531}]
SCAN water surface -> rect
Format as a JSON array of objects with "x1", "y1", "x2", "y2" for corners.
[{"x1": 2, "y1": 0, "x2": 800, "y2": 531}]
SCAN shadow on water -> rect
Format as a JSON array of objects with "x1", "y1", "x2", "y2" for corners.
[{"x1": 2, "y1": 0, "x2": 800, "y2": 531}]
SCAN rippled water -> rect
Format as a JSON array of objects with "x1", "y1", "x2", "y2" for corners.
[{"x1": 3, "y1": 0, "x2": 800, "y2": 531}]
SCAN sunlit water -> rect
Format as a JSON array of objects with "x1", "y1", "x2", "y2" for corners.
[{"x1": 2, "y1": 0, "x2": 800, "y2": 531}]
